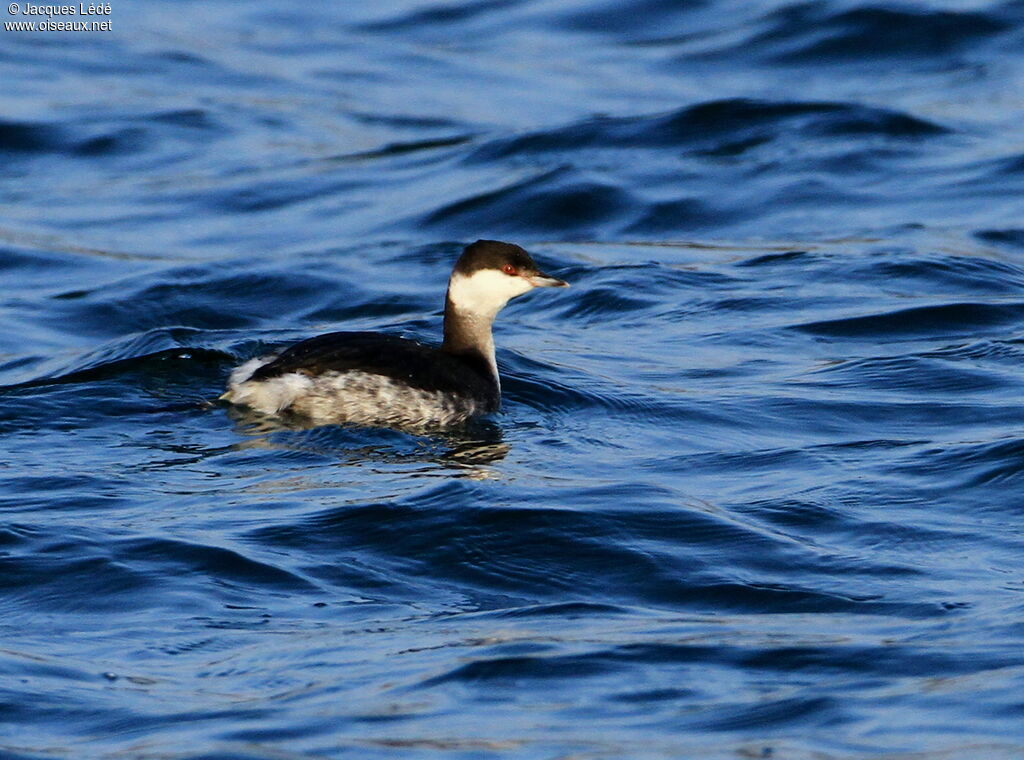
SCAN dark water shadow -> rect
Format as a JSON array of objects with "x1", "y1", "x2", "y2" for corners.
[{"x1": 223, "y1": 403, "x2": 510, "y2": 468}]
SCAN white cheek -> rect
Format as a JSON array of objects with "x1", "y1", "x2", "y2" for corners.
[{"x1": 448, "y1": 270, "x2": 532, "y2": 315}]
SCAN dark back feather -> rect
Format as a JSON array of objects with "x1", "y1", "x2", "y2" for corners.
[{"x1": 250, "y1": 331, "x2": 499, "y2": 410}]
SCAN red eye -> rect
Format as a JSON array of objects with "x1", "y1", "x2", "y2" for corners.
[{"x1": 502, "y1": 264, "x2": 517, "y2": 275}]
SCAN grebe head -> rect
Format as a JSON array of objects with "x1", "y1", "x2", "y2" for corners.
[{"x1": 446, "y1": 240, "x2": 568, "y2": 319}]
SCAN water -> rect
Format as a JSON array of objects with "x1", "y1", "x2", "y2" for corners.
[{"x1": 3, "y1": 1, "x2": 1024, "y2": 757}]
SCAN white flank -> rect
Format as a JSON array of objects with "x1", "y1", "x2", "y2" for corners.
[
  {"x1": 222, "y1": 367, "x2": 480, "y2": 427},
  {"x1": 226, "y1": 356, "x2": 271, "y2": 387},
  {"x1": 220, "y1": 355, "x2": 312, "y2": 415}
]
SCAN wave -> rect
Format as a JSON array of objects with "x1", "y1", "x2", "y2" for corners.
[
  {"x1": 470, "y1": 99, "x2": 946, "y2": 161},
  {"x1": 793, "y1": 301, "x2": 1024, "y2": 339}
]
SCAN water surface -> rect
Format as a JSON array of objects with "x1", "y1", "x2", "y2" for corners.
[{"x1": 3, "y1": 1, "x2": 1024, "y2": 758}]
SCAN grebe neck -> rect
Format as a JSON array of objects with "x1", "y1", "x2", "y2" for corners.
[{"x1": 441, "y1": 294, "x2": 498, "y2": 383}]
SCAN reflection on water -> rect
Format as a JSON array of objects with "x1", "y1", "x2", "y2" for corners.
[{"x1": 224, "y1": 403, "x2": 510, "y2": 478}]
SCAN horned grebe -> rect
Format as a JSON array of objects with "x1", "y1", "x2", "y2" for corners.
[{"x1": 221, "y1": 240, "x2": 568, "y2": 427}]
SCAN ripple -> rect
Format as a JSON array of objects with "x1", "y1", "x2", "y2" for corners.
[
  {"x1": 420, "y1": 167, "x2": 632, "y2": 237},
  {"x1": 358, "y1": 0, "x2": 520, "y2": 32},
  {"x1": 119, "y1": 536, "x2": 319, "y2": 592},
  {"x1": 45, "y1": 264, "x2": 354, "y2": 338},
  {"x1": 443, "y1": 98, "x2": 951, "y2": 238},
  {"x1": 420, "y1": 652, "x2": 615, "y2": 687},
  {"x1": 757, "y1": 5, "x2": 1010, "y2": 65},
  {"x1": 242, "y1": 490, "x2": 952, "y2": 618},
  {"x1": 0, "y1": 119, "x2": 66, "y2": 154},
  {"x1": 806, "y1": 354, "x2": 1013, "y2": 395},
  {"x1": 556, "y1": 0, "x2": 707, "y2": 37},
  {"x1": 470, "y1": 99, "x2": 947, "y2": 161},
  {"x1": 793, "y1": 302, "x2": 1024, "y2": 340},
  {"x1": 892, "y1": 436, "x2": 1024, "y2": 493},
  {"x1": 976, "y1": 228, "x2": 1024, "y2": 249},
  {"x1": 860, "y1": 255, "x2": 1024, "y2": 294},
  {"x1": 0, "y1": 109, "x2": 223, "y2": 162}
]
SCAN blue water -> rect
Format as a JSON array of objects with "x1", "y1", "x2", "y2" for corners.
[{"x1": 3, "y1": 1, "x2": 1024, "y2": 757}]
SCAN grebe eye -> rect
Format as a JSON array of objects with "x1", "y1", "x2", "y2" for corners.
[{"x1": 502, "y1": 264, "x2": 517, "y2": 275}]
